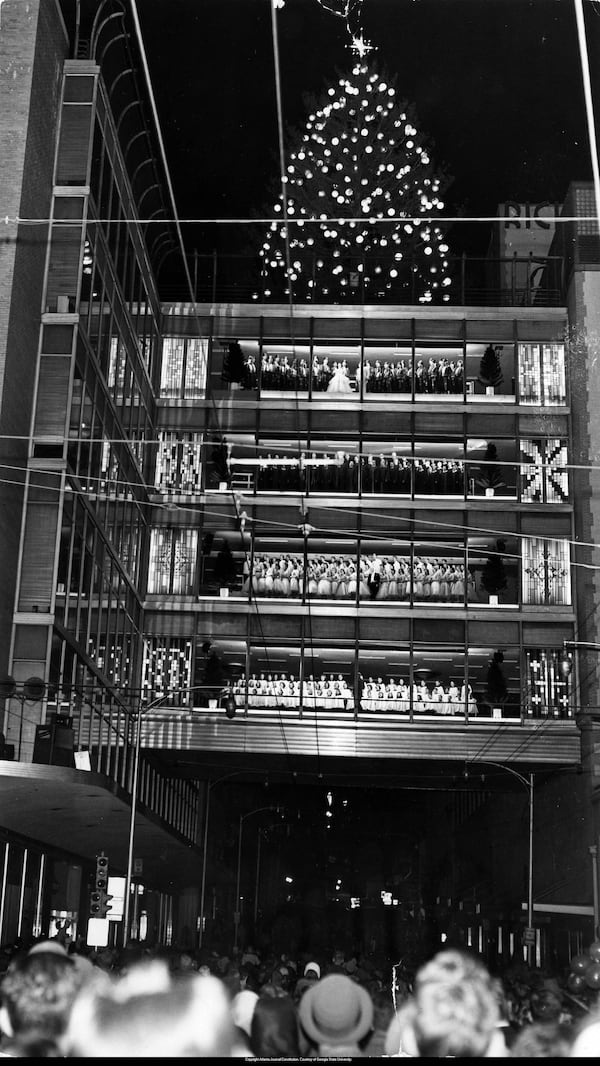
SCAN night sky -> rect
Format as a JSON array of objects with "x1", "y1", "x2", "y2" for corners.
[{"x1": 135, "y1": 0, "x2": 600, "y2": 258}]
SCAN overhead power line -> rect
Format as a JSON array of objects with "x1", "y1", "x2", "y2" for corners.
[{"x1": 3, "y1": 214, "x2": 599, "y2": 226}]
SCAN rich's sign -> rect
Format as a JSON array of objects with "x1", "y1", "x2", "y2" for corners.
[{"x1": 502, "y1": 201, "x2": 558, "y2": 230}]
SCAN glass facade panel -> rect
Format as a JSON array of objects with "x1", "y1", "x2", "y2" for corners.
[
  {"x1": 184, "y1": 338, "x2": 208, "y2": 396},
  {"x1": 413, "y1": 346, "x2": 464, "y2": 398},
  {"x1": 160, "y1": 337, "x2": 208, "y2": 398},
  {"x1": 522, "y1": 536, "x2": 571, "y2": 605},
  {"x1": 260, "y1": 344, "x2": 312, "y2": 392},
  {"x1": 519, "y1": 343, "x2": 566, "y2": 405},
  {"x1": 362, "y1": 345, "x2": 413, "y2": 395},
  {"x1": 155, "y1": 432, "x2": 203, "y2": 494},
  {"x1": 525, "y1": 648, "x2": 572, "y2": 718},
  {"x1": 306, "y1": 541, "x2": 358, "y2": 601},
  {"x1": 160, "y1": 337, "x2": 185, "y2": 397},
  {"x1": 467, "y1": 647, "x2": 521, "y2": 718},
  {"x1": 520, "y1": 438, "x2": 569, "y2": 502},
  {"x1": 467, "y1": 537, "x2": 519, "y2": 605},
  {"x1": 141, "y1": 637, "x2": 194, "y2": 705},
  {"x1": 199, "y1": 536, "x2": 246, "y2": 597},
  {"x1": 542, "y1": 344, "x2": 567, "y2": 404},
  {"x1": 413, "y1": 441, "x2": 465, "y2": 496},
  {"x1": 466, "y1": 438, "x2": 517, "y2": 498},
  {"x1": 411, "y1": 543, "x2": 467, "y2": 604},
  {"x1": 147, "y1": 529, "x2": 198, "y2": 595},
  {"x1": 465, "y1": 342, "x2": 515, "y2": 401}
]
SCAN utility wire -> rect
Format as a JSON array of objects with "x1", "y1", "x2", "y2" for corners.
[
  {"x1": 4, "y1": 466, "x2": 595, "y2": 573},
  {"x1": 3, "y1": 214, "x2": 598, "y2": 226}
]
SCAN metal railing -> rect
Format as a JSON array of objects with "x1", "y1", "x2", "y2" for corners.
[{"x1": 159, "y1": 252, "x2": 565, "y2": 308}]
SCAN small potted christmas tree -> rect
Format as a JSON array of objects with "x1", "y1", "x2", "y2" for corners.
[
  {"x1": 476, "y1": 442, "x2": 505, "y2": 497},
  {"x1": 222, "y1": 339, "x2": 246, "y2": 387},
  {"x1": 486, "y1": 650, "x2": 508, "y2": 716},
  {"x1": 479, "y1": 344, "x2": 503, "y2": 395},
  {"x1": 214, "y1": 539, "x2": 237, "y2": 596},
  {"x1": 481, "y1": 539, "x2": 507, "y2": 605},
  {"x1": 209, "y1": 435, "x2": 230, "y2": 490}
]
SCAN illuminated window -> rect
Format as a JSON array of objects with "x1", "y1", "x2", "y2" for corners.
[
  {"x1": 520, "y1": 439, "x2": 568, "y2": 502},
  {"x1": 148, "y1": 529, "x2": 198, "y2": 595},
  {"x1": 518, "y1": 343, "x2": 566, "y2": 405},
  {"x1": 522, "y1": 537, "x2": 571, "y2": 605},
  {"x1": 160, "y1": 337, "x2": 208, "y2": 398}
]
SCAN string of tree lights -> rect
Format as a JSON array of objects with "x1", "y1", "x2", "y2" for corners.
[{"x1": 259, "y1": 61, "x2": 451, "y2": 303}]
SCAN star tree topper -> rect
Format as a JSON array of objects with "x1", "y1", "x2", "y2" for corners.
[
  {"x1": 316, "y1": 0, "x2": 375, "y2": 53},
  {"x1": 351, "y1": 33, "x2": 374, "y2": 56}
]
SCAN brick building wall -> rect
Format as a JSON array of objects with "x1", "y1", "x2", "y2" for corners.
[{"x1": 0, "y1": 0, "x2": 68, "y2": 673}]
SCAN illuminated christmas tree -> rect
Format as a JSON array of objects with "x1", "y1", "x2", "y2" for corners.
[{"x1": 259, "y1": 61, "x2": 452, "y2": 303}]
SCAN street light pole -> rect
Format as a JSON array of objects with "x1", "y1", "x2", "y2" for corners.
[
  {"x1": 471, "y1": 760, "x2": 535, "y2": 965},
  {"x1": 199, "y1": 779, "x2": 212, "y2": 950},
  {"x1": 122, "y1": 692, "x2": 170, "y2": 947},
  {"x1": 254, "y1": 826, "x2": 262, "y2": 928},
  {"x1": 527, "y1": 769, "x2": 534, "y2": 962},
  {"x1": 122, "y1": 683, "x2": 236, "y2": 948},
  {"x1": 590, "y1": 845, "x2": 599, "y2": 933},
  {"x1": 254, "y1": 820, "x2": 286, "y2": 931},
  {"x1": 198, "y1": 770, "x2": 265, "y2": 949},
  {"x1": 234, "y1": 806, "x2": 280, "y2": 953}
]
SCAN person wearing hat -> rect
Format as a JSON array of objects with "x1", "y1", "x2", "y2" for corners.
[
  {"x1": 299, "y1": 972, "x2": 374, "y2": 1057},
  {"x1": 293, "y1": 961, "x2": 321, "y2": 1004}
]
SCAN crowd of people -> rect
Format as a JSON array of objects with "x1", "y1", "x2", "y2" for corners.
[
  {"x1": 0, "y1": 934, "x2": 598, "y2": 1057},
  {"x1": 239, "y1": 552, "x2": 475, "y2": 603},
  {"x1": 240, "y1": 452, "x2": 469, "y2": 495},
  {"x1": 230, "y1": 674, "x2": 481, "y2": 717},
  {"x1": 234, "y1": 673, "x2": 355, "y2": 712},
  {"x1": 360, "y1": 678, "x2": 479, "y2": 716},
  {"x1": 239, "y1": 351, "x2": 467, "y2": 397}
]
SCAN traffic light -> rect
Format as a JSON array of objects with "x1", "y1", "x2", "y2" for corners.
[{"x1": 90, "y1": 853, "x2": 113, "y2": 918}]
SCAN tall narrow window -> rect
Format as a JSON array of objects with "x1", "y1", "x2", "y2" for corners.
[
  {"x1": 183, "y1": 339, "x2": 208, "y2": 397},
  {"x1": 522, "y1": 536, "x2": 571, "y2": 605},
  {"x1": 542, "y1": 344, "x2": 567, "y2": 405},
  {"x1": 141, "y1": 637, "x2": 194, "y2": 705},
  {"x1": 160, "y1": 337, "x2": 208, "y2": 398},
  {"x1": 147, "y1": 529, "x2": 198, "y2": 594},
  {"x1": 518, "y1": 343, "x2": 566, "y2": 405},
  {"x1": 155, "y1": 432, "x2": 203, "y2": 494},
  {"x1": 107, "y1": 336, "x2": 128, "y2": 399},
  {"x1": 519, "y1": 344, "x2": 541, "y2": 404},
  {"x1": 160, "y1": 338, "x2": 184, "y2": 398},
  {"x1": 100, "y1": 438, "x2": 120, "y2": 496},
  {"x1": 526, "y1": 649, "x2": 572, "y2": 717}
]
